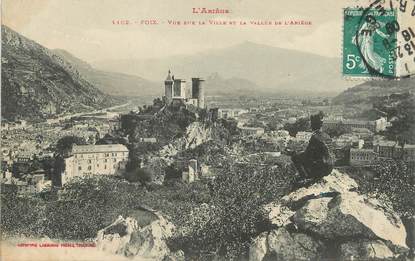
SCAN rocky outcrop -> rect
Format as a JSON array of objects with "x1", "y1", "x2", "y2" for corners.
[
  {"x1": 150, "y1": 122, "x2": 214, "y2": 183},
  {"x1": 250, "y1": 170, "x2": 409, "y2": 261},
  {"x1": 157, "y1": 122, "x2": 213, "y2": 158},
  {"x1": 182, "y1": 122, "x2": 213, "y2": 150},
  {"x1": 95, "y1": 209, "x2": 182, "y2": 261}
]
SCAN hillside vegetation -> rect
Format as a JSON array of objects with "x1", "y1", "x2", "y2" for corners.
[{"x1": 1, "y1": 26, "x2": 115, "y2": 120}]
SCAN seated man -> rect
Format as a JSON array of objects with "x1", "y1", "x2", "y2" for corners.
[{"x1": 290, "y1": 112, "x2": 334, "y2": 187}]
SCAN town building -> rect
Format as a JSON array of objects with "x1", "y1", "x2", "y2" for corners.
[
  {"x1": 373, "y1": 140, "x2": 398, "y2": 158},
  {"x1": 164, "y1": 70, "x2": 206, "y2": 109},
  {"x1": 238, "y1": 126, "x2": 265, "y2": 136},
  {"x1": 61, "y1": 144, "x2": 129, "y2": 185},
  {"x1": 1, "y1": 173, "x2": 51, "y2": 195},
  {"x1": 350, "y1": 128, "x2": 374, "y2": 139},
  {"x1": 323, "y1": 117, "x2": 387, "y2": 133},
  {"x1": 16, "y1": 152, "x2": 34, "y2": 163},
  {"x1": 1, "y1": 120, "x2": 28, "y2": 131},
  {"x1": 287, "y1": 117, "x2": 297, "y2": 124},
  {"x1": 138, "y1": 137, "x2": 157, "y2": 143},
  {"x1": 1, "y1": 170, "x2": 13, "y2": 184},
  {"x1": 399, "y1": 144, "x2": 415, "y2": 162},
  {"x1": 199, "y1": 164, "x2": 218, "y2": 180},
  {"x1": 182, "y1": 159, "x2": 198, "y2": 183},
  {"x1": 294, "y1": 131, "x2": 313, "y2": 142},
  {"x1": 109, "y1": 117, "x2": 122, "y2": 134},
  {"x1": 217, "y1": 108, "x2": 249, "y2": 119},
  {"x1": 349, "y1": 148, "x2": 378, "y2": 166},
  {"x1": 334, "y1": 134, "x2": 363, "y2": 148},
  {"x1": 348, "y1": 139, "x2": 415, "y2": 168}
]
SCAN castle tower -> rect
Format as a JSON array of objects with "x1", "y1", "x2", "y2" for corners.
[
  {"x1": 164, "y1": 70, "x2": 173, "y2": 103},
  {"x1": 192, "y1": 78, "x2": 205, "y2": 108},
  {"x1": 173, "y1": 78, "x2": 186, "y2": 99}
]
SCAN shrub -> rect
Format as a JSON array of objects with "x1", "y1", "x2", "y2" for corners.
[
  {"x1": 44, "y1": 176, "x2": 146, "y2": 239},
  {"x1": 1, "y1": 192, "x2": 47, "y2": 237},
  {"x1": 1, "y1": 176, "x2": 146, "y2": 240},
  {"x1": 2, "y1": 174, "x2": 215, "y2": 240},
  {"x1": 173, "y1": 162, "x2": 296, "y2": 260},
  {"x1": 358, "y1": 159, "x2": 415, "y2": 217}
]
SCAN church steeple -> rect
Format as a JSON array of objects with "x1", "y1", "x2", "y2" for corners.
[
  {"x1": 164, "y1": 70, "x2": 173, "y2": 103},
  {"x1": 165, "y1": 70, "x2": 173, "y2": 82}
]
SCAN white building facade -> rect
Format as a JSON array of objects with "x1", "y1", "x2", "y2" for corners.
[{"x1": 62, "y1": 144, "x2": 129, "y2": 185}]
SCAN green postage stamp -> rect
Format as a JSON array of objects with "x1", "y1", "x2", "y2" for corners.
[{"x1": 343, "y1": 8, "x2": 397, "y2": 78}]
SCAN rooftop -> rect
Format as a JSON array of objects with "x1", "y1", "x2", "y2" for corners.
[
  {"x1": 165, "y1": 70, "x2": 173, "y2": 82},
  {"x1": 374, "y1": 140, "x2": 398, "y2": 147},
  {"x1": 238, "y1": 126, "x2": 264, "y2": 131},
  {"x1": 350, "y1": 148, "x2": 374, "y2": 152},
  {"x1": 324, "y1": 119, "x2": 377, "y2": 125},
  {"x1": 72, "y1": 144, "x2": 129, "y2": 154}
]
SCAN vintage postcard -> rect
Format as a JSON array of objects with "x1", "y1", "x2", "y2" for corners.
[{"x1": 1, "y1": 0, "x2": 414, "y2": 260}]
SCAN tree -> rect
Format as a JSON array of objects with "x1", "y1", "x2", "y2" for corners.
[
  {"x1": 28, "y1": 155, "x2": 43, "y2": 172},
  {"x1": 95, "y1": 133, "x2": 127, "y2": 145},
  {"x1": 164, "y1": 165, "x2": 182, "y2": 181},
  {"x1": 56, "y1": 136, "x2": 87, "y2": 157},
  {"x1": 377, "y1": 95, "x2": 415, "y2": 144},
  {"x1": 124, "y1": 167, "x2": 153, "y2": 185},
  {"x1": 325, "y1": 123, "x2": 349, "y2": 138},
  {"x1": 219, "y1": 118, "x2": 240, "y2": 137},
  {"x1": 283, "y1": 117, "x2": 310, "y2": 137},
  {"x1": 153, "y1": 97, "x2": 164, "y2": 107}
]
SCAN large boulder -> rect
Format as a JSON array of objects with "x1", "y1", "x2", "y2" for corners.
[
  {"x1": 281, "y1": 169, "x2": 358, "y2": 203},
  {"x1": 249, "y1": 228, "x2": 325, "y2": 261},
  {"x1": 95, "y1": 208, "x2": 180, "y2": 261},
  {"x1": 293, "y1": 192, "x2": 408, "y2": 250},
  {"x1": 251, "y1": 169, "x2": 409, "y2": 261},
  {"x1": 249, "y1": 232, "x2": 268, "y2": 261},
  {"x1": 339, "y1": 240, "x2": 395, "y2": 260},
  {"x1": 264, "y1": 169, "x2": 357, "y2": 227}
]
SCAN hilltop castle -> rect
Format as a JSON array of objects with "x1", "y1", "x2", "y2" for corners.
[{"x1": 163, "y1": 70, "x2": 205, "y2": 109}]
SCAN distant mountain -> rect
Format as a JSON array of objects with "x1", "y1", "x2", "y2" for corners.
[
  {"x1": 93, "y1": 41, "x2": 356, "y2": 96},
  {"x1": 203, "y1": 73, "x2": 261, "y2": 96},
  {"x1": 1, "y1": 25, "x2": 115, "y2": 121},
  {"x1": 332, "y1": 78, "x2": 415, "y2": 105},
  {"x1": 53, "y1": 49, "x2": 159, "y2": 97}
]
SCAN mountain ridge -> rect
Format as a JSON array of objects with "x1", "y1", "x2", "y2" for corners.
[
  {"x1": 53, "y1": 49, "x2": 160, "y2": 97},
  {"x1": 93, "y1": 41, "x2": 355, "y2": 95},
  {"x1": 1, "y1": 25, "x2": 115, "y2": 121},
  {"x1": 332, "y1": 77, "x2": 415, "y2": 105}
]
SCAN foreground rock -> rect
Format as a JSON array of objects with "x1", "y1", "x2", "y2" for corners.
[
  {"x1": 340, "y1": 240, "x2": 395, "y2": 260},
  {"x1": 251, "y1": 169, "x2": 409, "y2": 260},
  {"x1": 95, "y1": 208, "x2": 182, "y2": 261},
  {"x1": 250, "y1": 228, "x2": 326, "y2": 261},
  {"x1": 293, "y1": 192, "x2": 407, "y2": 250}
]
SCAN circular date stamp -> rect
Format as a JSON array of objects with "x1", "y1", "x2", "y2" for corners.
[{"x1": 343, "y1": 0, "x2": 415, "y2": 79}]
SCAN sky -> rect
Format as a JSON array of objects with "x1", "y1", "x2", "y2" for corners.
[{"x1": 2, "y1": 0, "x2": 368, "y2": 63}]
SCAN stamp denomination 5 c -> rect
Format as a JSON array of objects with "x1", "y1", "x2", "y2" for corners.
[{"x1": 343, "y1": 8, "x2": 398, "y2": 78}]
